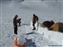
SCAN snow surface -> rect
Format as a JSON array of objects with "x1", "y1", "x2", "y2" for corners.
[{"x1": 0, "y1": 0, "x2": 63, "y2": 47}]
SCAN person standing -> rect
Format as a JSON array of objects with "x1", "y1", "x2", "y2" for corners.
[
  {"x1": 13, "y1": 15, "x2": 18, "y2": 35},
  {"x1": 32, "y1": 14, "x2": 39, "y2": 30}
]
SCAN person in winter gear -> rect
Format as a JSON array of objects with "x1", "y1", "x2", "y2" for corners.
[
  {"x1": 14, "y1": 36, "x2": 26, "y2": 47},
  {"x1": 42, "y1": 20, "x2": 63, "y2": 33},
  {"x1": 32, "y1": 14, "x2": 39, "y2": 30},
  {"x1": 13, "y1": 15, "x2": 18, "y2": 35}
]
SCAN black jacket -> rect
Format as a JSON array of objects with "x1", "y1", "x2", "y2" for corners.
[{"x1": 13, "y1": 18, "x2": 17, "y2": 26}]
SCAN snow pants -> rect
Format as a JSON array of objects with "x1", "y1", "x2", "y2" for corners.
[{"x1": 14, "y1": 26, "x2": 18, "y2": 34}]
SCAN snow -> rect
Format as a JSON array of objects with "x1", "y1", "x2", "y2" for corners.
[
  {"x1": 18, "y1": 25, "x2": 63, "y2": 47},
  {"x1": 0, "y1": 0, "x2": 63, "y2": 47},
  {"x1": 37, "y1": 27, "x2": 63, "y2": 45}
]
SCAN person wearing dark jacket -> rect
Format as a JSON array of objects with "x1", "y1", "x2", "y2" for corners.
[
  {"x1": 13, "y1": 15, "x2": 18, "y2": 35},
  {"x1": 32, "y1": 14, "x2": 39, "y2": 30}
]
